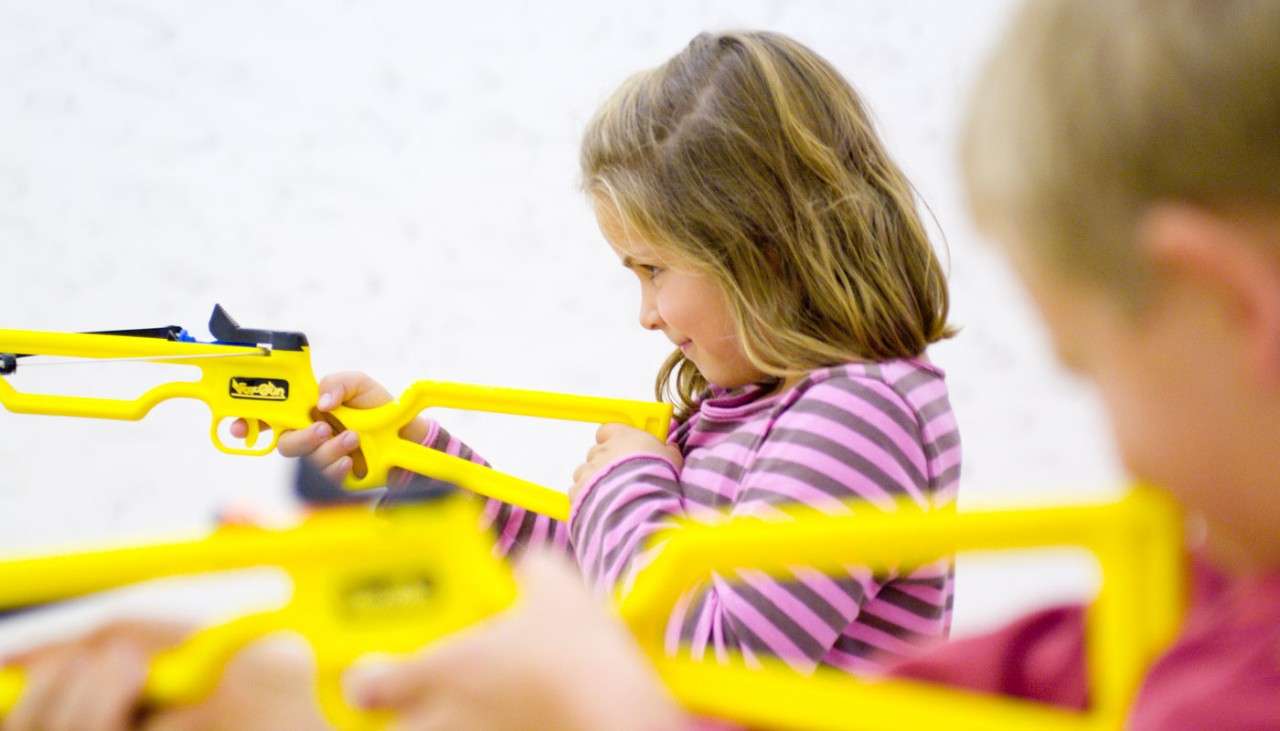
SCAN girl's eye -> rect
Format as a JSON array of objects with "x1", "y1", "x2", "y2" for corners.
[{"x1": 640, "y1": 265, "x2": 663, "y2": 280}]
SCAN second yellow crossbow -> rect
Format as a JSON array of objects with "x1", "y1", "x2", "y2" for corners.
[
  {"x1": 622, "y1": 487, "x2": 1186, "y2": 731},
  {"x1": 0, "y1": 463, "x2": 516, "y2": 731},
  {"x1": 0, "y1": 305, "x2": 671, "y2": 521},
  {"x1": 0, "y1": 480, "x2": 1186, "y2": 731}
]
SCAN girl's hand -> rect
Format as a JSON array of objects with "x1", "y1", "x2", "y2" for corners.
[
  {"x1": 571, "y1": 424, "x2": 682, "y2": 499},
  {"x1": 344, "y1": 550, "x2": 686, "y2": 731},
  {"x1": 274, "y1": 372, "x2": 394, "y2": 484},
  {"x1": 231, "y1": 371, "x2": 429, "y2": 483}
]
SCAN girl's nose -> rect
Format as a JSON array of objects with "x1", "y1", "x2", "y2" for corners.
[{"x1": 639, "y1": 304, "x2": 662, "y2": 331}]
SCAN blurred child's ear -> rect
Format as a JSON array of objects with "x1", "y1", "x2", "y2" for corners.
[{"x1": 1138, "y1": 203, "x2": 1280, "y2": 385}]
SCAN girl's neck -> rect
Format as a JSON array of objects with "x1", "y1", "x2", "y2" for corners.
[
  {"x1": 753, "y1": 373, "x2": 805, "y2": 400},
  {"x1": 776, "y1": 373, "x2": 807, "y2": 394}
]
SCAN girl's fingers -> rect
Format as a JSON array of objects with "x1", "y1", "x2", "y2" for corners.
[
  {"x1": 595, "y1": 423, "x2": 633, "y2": 443},
  {"x1": 277, "y1": 422, "x2": 334, "y2": 458},
  {"x1": 315, "y1": 374, "x2": 354, "y2": 412},
  {"x1": 229, "y1": 419, "x2": 272, "y2": 441},
  {"x1": 573, "y1": 459, "x2": 600, "y2": 486},
  {"x1": 316, "y1": 389, "x2": 341, "y2": 412},
  {"x1": 309, "y1": 431, "x2": 360, "y2": 469},
  {"x1": 316, "y1": 371, "x2": 386, "y2": 411},
  {"x1": 321, "y1": 455, "x2": 353, "y2": 483}
]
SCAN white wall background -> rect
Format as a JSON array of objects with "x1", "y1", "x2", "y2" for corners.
[{"x1": 0, "y1": 0, "x2": 1126, "y2": 649}]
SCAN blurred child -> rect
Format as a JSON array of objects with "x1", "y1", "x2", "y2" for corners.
[{"x1": 892, "y1": 1, "x2": 1280, "y2": 726}]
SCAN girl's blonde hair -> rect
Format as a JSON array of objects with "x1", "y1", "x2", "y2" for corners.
[
  {"x1": 580, "y1": 31, "x2": 953, "y2": 420},
  {"x1": 961, "y1": 0, "x2": 1280, "y2": 299}
]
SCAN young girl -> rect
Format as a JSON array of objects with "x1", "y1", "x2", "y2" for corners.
[
  {"x1": 1, "y1": 30, "x2": 960, "y2": 728},
  {"x1": 292, "y1": 29, "x2": 960, "y2": 675}
]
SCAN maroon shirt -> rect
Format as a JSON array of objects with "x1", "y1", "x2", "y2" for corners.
[{"x1": 891, "y1": 559, "x2": 1280, "y2": 730}]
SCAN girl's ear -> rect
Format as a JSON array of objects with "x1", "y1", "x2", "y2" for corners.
[{"x1": 1138, "y1": 203, "x2": 1280, "y2": 387}]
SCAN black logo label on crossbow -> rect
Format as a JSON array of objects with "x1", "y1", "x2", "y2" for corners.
[
  {"x1": 228, "y1": 377, "x2": 289, "y2": 401},
  {"x1": 341, "y1": 573, "x2": 438, "y2": 619}
]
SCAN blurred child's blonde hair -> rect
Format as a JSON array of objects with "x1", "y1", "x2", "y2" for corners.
[
  {"x1": 580, "y1": 31, "x2": 953, "y2": 419},
  {"x1": 962, "y1": 0, "x2": 1280, "y2": 297}
]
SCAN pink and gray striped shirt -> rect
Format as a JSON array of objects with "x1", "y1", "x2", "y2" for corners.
[{"x1": 411, "y1": 358, "x2": 960, "y2": 673}]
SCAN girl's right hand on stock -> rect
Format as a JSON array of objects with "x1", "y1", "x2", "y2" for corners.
[
  {"x1": 276, "y1": 372, "x2": 393, "y2": 483},
  {"x1": 231, "y1": 371, "x2": 428, "y2": 483}
]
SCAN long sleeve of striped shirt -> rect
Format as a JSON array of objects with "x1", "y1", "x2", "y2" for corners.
[
  {"x1": 388, "y1": 359, "x2": 959, "y2": 674},
  {"x1": 568, "y1": 360, "x2": 960, "y2": 674},
  {"x1": 389, "y1": 418, "x2": 571, "y2": 557}
]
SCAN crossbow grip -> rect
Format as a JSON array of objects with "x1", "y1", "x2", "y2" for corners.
[{"x1": 329, "y1": 381, "x2": 672, "y2": 520}]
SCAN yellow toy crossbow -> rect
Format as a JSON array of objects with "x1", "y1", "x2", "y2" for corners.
[
  {"x1": 0, "y1": 463, "x2": 515, "y2": 731},
  {"x1": 0, "y1": 482, "x2": 1186, "y2": 731},
  {"x1": 0, "y1": 305, "x2": 671, "y2": 521}
]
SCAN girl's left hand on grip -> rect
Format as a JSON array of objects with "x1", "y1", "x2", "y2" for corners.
[{"x1": 571, "y1": 423, "x2": 683, "y2": 499}]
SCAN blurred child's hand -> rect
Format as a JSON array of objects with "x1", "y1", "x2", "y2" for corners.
[
  {"x1": 141, "y1": 633, "x2": 329, "y2": 731},
  {"x1": 1, "y1": 619, "x2": 188, "y2": 731},
  {"x1": 1, "y1": 622, "x2": 330, "y2": 731},
  {"x1": 231, "y1": 371, "x2": 429, "y2": 483},
  {"x1": 571, "y1": 424, "x2": 683, "y2": 498},
  {"x1": 345, "y1": 549, "x2": 686, "y2": 731}
]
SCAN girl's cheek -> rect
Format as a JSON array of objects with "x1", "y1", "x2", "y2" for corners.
[
  {"x1": 659, "y1": 280, "x2": 699, "y2": 323},
  {"x1": 654, "y1": 292, "x2": 677, "y2": 326}
]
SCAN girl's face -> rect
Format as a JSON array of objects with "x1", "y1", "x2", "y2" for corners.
[{"x1": 595, "y1": 203, "x2": 767, "y2": 389}]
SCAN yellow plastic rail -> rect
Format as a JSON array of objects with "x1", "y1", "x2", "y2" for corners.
[
  {"x1": 620, "y1": 487, "x2": 1186, "y2": 731},
  {"x1": 0, "y1": 313, "x2": 670, "y2": 521}
]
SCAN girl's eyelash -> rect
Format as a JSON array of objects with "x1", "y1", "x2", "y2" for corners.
[{"x1": 640, "y1": 264, "x2": 663, "y2": 278}]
